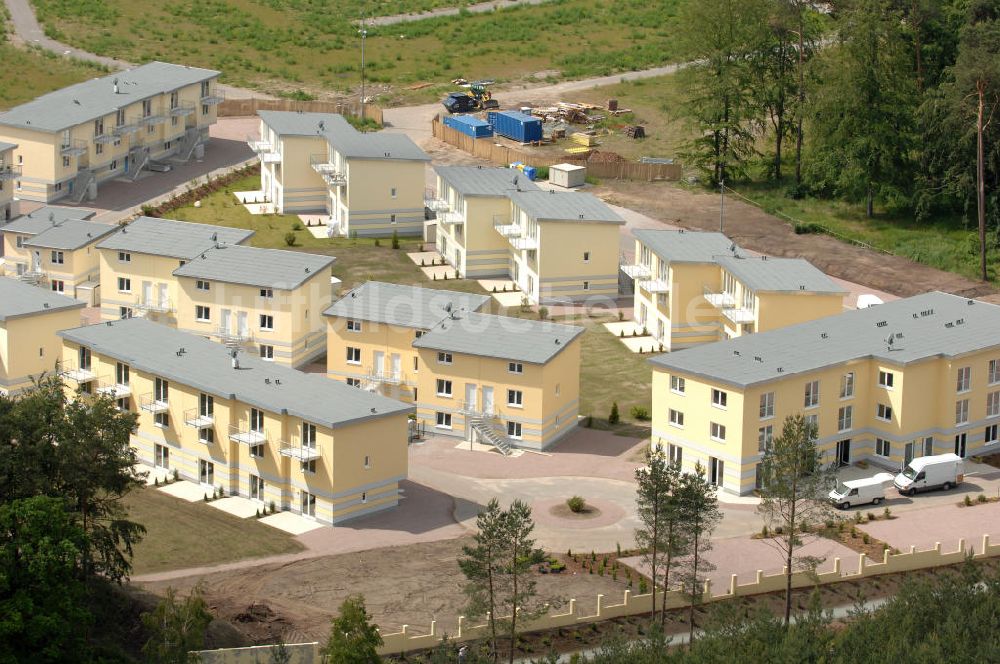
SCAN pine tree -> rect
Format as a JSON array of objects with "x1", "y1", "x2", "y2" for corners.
[{"x1": 321, "y1": 595, "x2": 383, "y2": 664}]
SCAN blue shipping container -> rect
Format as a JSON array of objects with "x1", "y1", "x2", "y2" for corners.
[
  {"x1": 443, "y1": 115, "x2": 494, "y2": 139},
  {"x1": 486, "y1": 111, "x2": 543, "y2": 143}
]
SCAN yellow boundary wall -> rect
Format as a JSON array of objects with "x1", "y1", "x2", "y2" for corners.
[{"x1": 195, "y1": 534, "x2": 1000, "y2": 662}]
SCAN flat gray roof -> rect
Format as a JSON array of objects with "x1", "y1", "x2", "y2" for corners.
[
  {"x1": 632, "y1": 229, "x2": 734, "y2": 264},
  {"x1": 23, "y1": 219, "x2": 118, "y2": 251},
  {"x1": 1, "y1": 206, "x2": 97, "y2": 235},
  {"x1": 0, "y1": 61, "x2": 219, "y2": 133},
  {"x1": 58, "y1": 318, "x2": 413, "y2": 429},
  {"x1": 509, "y1": 190, "x2": 624, "y2": 224},
  {"x1": 0, "y1": 277, "x2": 85, "y2": 321},
  {"x1": 259, "y1": 110, "x2": 430, "y2": 161},
  {"x1": 435, "y1": 166, "x2": 540, "y2": 197},
  {"x1": 649, "y1": 292, "x2": 1000, "y2": 389},
  {"x1": 413, "y1": 311, "x2": 585, "y2": 364},
  {"x1": 715, "y1": 255, "x2": 846, "y2": 294},
  {"x1": 0, "y1": 141, "x2": 16, "y2": 152},
  {"x1": 173, "y1": 245, "x2": 335, "y2": 290},
  {"x1": 96, "y1": 217, "x2": 255, "y2": 260},
  {"x1": 258, "y1": 110, "x2": 347, "y2": 137},
  {"x1": 324, "y1": 282, "x2": 491, "y2": 329}
]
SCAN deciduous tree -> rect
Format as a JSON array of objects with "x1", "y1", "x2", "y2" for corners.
[{"x1": 321, "y1": 594, "x2": 384, "y2": 664}]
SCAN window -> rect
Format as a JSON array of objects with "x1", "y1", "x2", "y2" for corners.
[
  {"x1": 259, "y1": 314, "x2": 274, "y2": 330},
  {"x1": 196, "y1": 279, "x2": 210, "y2": 291},
  {"x1": 346, "y1": 319, "x2": 362, "y2": 332},
  {"x1": 670, "y1": 375, "x2": 686, "y2": 394},
  {"x1": 668, "y1": 409, "x2": 684, "y2": 428},
  {"x1": 117, "y1": 277, "x2": 131, "y2": 293},
  {"x1": 437, "y1": 352, "x2": 453, "y2": 365},
  {"x1": 346, "y1": 377, "x2": 361, "y2": 388},
  {"x1": 118, "y1": 251, "x2": 131, "y2": 263},
  {"x1": 364, "y1": 455, "x2": 371, "y2": 469},
  {"x1": 583, "y1": 251, "x2": 590, "y2": 263},
  {"x1": 50, "y1": 280, "x2": 64, "y2": 293},
  {"x1": 110, "y1": 160, "x2": 118, "y2": 171},
  {"x1": 956, "y1": 366, "x2": 971, "y2": 393},
  {"x1": 667, "y1": 443, "x2": 682, "y2": 465},
  {"x1": 260, "y1": 288, "x2": 273, "y2": 298},
  {"x1": 583, "y1": 281, "x2": 590, "y2": 291},
  {"x1": 710, "y1": 422, "x2": 726, "y2": 442},
  {"x1": 199, "y1": 428, "x2": 215, "y2": 444},
  {"x1": 804, "y1": 380, "x2": 820, "y2": 408},
  {"x1": 94, "y1": 118, "x2": 104, "y2": 137},
  {"x1": 249, "y1": 474, "x2": 264, "y2": 500},
  {"x1": 507, "y1": 389, "x2": 523, "y2": 407},
  {"x1": 390, "y1": 187, "x2": 397, "y2": 198},
  {"x1": 346, "y1": 347, "x2": 361, "y2": 364},
  {"x1": 154, "y1": 444, "x2": 169, "y2": 469},
  {"x1": 508, "y1": 362, "x2": 523, "y2": 374},
  {"x1": 390, "y1": 214, "x2": 397, "y2": 224},
  {"x1": 923, "y1": 436, "x2": 934, "y2": 456},
  {"x1": 878, "y1": 370, "x2": 894, "y2": 388},
  {"x1": 507, "y1": 421, "x2": 523, "y2": 439},
  {"x1": 838, "y1": 406, "x2": 853, "y2": 432},
  {"x1": 199, "y1": 393, "x2": 214, "y2": 420},
  {"x1": 154, "y1": 377, "x2": 168, "y2": 404},
  {"x1": 711, "y1": 389, "x2": 727, "y2": 408},
  {"x1": 435, "y1": 412, "x2": 452, "y2": 429},
  {"x1": 119, "y1": 307, "x2": 133, "y2": 319},
  {"x1": 251, "y1": 444, "x2": 265, "y2": 458},
  {"x1": 955, "y1": 399, "x2": 969, "y2": 425},
  {"x1": 758, "y1": 425, "x2": 773, "y2": 452},
  {"x1": 876, "y1": 438, "x2": 891, "y2": 457},
  {"x1": 63, "y1": 156, "x2": 70, "y2": 168},
  {"x1": 260, "y1": 345, "x2": 274, "y2": 361},
  {"x1": 15, "y1": 236, "x2": 23, "y2": 249},
  {"x1": 436, "y1": 379, "x2": 453, "y2": 397},
  {"x1": 413, "y1": 357, "x2": 419, "y2": 372},
  {"x1": 989, "y1": 360, "x2": 1000, "y2": 385},
  {"x1": 195, "y1": 305, "x2": 211, "y2": 322},
  {"x1": 301, "y1": 459, "x2": 316, "y2": 473},
  {"x1": 302, "y1": 422, "x2": 317, "y2": 451},
  {"x1": 988, "y1": 391, "x2": 1000, "y2": 418},
  {"x1": 154, "y1": 412, "x2": 169, "y2": 428},
  {"x1": 987, "y1": 424, "x2": 998, "y2": 445},
  {"x1": 759, "y1": 392, "x2": 774, "y2": 419},
  {"x1": 116, "y1": 362, "x2": 130, "y2": 386},
  {"x1": 51, "y1": 250, "x2": 64, "y2": 264},
  {"x1": 876, "y1": 403, "x2": 893, "y2": 422},
  {"x1": 116, "y1": 397, "x2": 130, "y2": 412}
]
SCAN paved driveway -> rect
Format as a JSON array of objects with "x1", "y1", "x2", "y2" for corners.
[{"x1": 860, "y1": 500, "x2": 1000, "y2": 552}]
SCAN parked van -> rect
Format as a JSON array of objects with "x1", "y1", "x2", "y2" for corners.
[
  {"x1": 893, "y1": 453, "x2": 964, "y2": 496},
  {"x1": 829, "y1": 473, "x2": 895, "y2": 509}
]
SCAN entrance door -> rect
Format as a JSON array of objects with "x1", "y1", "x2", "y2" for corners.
[
  {"x1": 32, "y1": 250, "x2": 41, "y2": 272},
  {"x1": 220, "y1": 308, "x2": 232, "y2": 335},
  {"x1": 904, "y1": 442, "x2": 915, "y2": 466},
  {"x1": 465, "y1": 383, "x2": 478, "y2": 412},
  {"x1": 249, "y1": 474, "x2": 264, "y2": 501},
  {"x1": 955, "y1": 433, "x2": 967, "y2": 458},
  {"x1": 482, "y1": 386, "x2": 495, "y2": 416},
  {"x1": 638, "y1": 304, "x2": 647, "y2": 327},
  {"x1": 237, "y1": 311, "x2": 249, "y2": 338},
  {"x1": 143, "y1": 281, "x2": 152, "y2": 307},
  {"x1": 836, "y1": 439, "x2": 851, "y2": 467},
  {"x1": 124, "y1": 155, "x2": 129, "y2": 174},
  {"x1": 709, "y1": 457, "x2": 724, "y2": 487},
  {"x1": 154, "y1": 444, "x2": 169, "y2": 469},
  {"x1": 199, "y1": 460, "x2": 214, "y2": 486},
  {"x1": 391, "y1": 353, "x2": 401, "y2": 381},
  {"x1": 300, "y1": 491, "x2": 316, "y2": 517},
  {"x1": 373, "y1": 351, "x2": 385, "y2": 376}
]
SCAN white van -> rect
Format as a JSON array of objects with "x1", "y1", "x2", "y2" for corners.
[
  {"x1": 894, "y1": 453, "x2": 964, "y2": 496},
  {"x1": 829, "y1": 473, "x2": 895, "y2": 509}
]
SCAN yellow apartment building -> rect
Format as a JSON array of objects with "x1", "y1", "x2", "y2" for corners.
[
  {"x1": 0, "y1": 277, "x2": 84, "y2": 395},
  {"x1": 648, "y1": 292, "x2": 1000, "y2": 495},
  {"x1": 96, "y1": 216, "x2": 337, "y2": 367},
  {"x1": 58, "y1": 318, "x2": 413, "y2": 525},
  {"x1": 413, "y1": 311, "x2": 584, "y2": 452},
  {"x1": 621, "y1": 229, "x2": 846, "y2": 351},
  {"x1": 252, "y1": 112, "x2": 430, "y2": 236},
  {"x1": 0, "y1": 141, "x2": 18, "y2": 221},
  {"x1": 2, "y1": 205, "x2": 117, "y2": 301},
  {"x1": 324, "y1": 281, "x2": 491, "y2": 401},
  {"x1": 0, "y1": 61, "x2": 222, "y2": 204}
]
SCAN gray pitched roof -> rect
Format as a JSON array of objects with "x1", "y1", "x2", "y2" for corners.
[
  {"x1": 95, "y1": 217, "x2": 255, "y2": 260},
  {"x1": 509, "y1": 190, "x2": 624, "y2": 224},
  {"x1": 258, "y1": 111, "x2": 348, "y2": 137},
  {"x1": 715, "y1": 255, "x2": 846, "y2": 294},
  {"x1": 1, "y1": 206, "x2": 97, "y2": 236},
  {"x1": 173, "y1": 245, "x2": 335, "y2": 290},
  {"x1": 323, "y1": 282, "x2": 491, "y2": 329},
  {"x1": 649, "y1": 292, "x2": 1000, "y2": 389},
  {"x1": 632, "y1": 229, "x2": 734, "y2": 264},
  {"x1": 413, "y1": 311, "x2": 585, "y2": 364},
  {"x1": 0, "y1": 277, "x2": 85, "y2": 321},
  {"x1": 58, "y1": 318, "x2": 413, "y2": 428},
  {"x1": 0, "y1": 61, "x2": 219, "y2": 133},
  {"x1": 23, "y1": 219, "x2": 118, "y2": 251},
  {"x1": 435, "y1": 166, "x2": 541, "y2": 197},
  {"x1": 0, "y1": 141, "x2": 16, "y2": 152}
]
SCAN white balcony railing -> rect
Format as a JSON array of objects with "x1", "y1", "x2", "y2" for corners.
[
  {"x1": 309, "y1": 155, "x2": 346, "y2": 186},
  {"x1": 96, "y1": 376, "x2": 131, "y2": 397},
  {"x1": 279, "y1": 440, "x2": 322, "y2": 461},
  {"x1": 135, "y1": 296, "x2": 174, "y2": 314},
  {"x1": 620, "y1": 263, "x2": 651, "y2": 280},
  {"x1": 424, "y1": 193, "x2": 450, "y2": 212},
  {"x1": 139, "y1": 393, "x2": 169, "y2": 414},
  {"x1": 0, "y1": 165, "x2": 22, "y2": 181},
  {"x1": 438, "y1": 210, "x2": 465, "y2": 226},
  {"x1": 703, "y1": 286, "x2": 736, "y2": 309},
  {"x1": 461, "y1": 401, "x2": 497, "y2": 420},
  {"x1": 114, "y1": 120, "x2": 141, "y2": 137},
  {"x1": 510, "y1": 236, "x2": 538, "y2": 251},
  {"x1": 93, "y1": 132, "x2": 117, "y2": 145},
  {"x1": 216, "y1": 326, "x2": 253, "y2": 345},
  {"x1": 229, "y1": 424, "x2": 267, "y2": 446},
  {"x1": 169, "y1": 102, "x2": 196, "y2": 117},
  {"x1": 200, "y1": 89, "x2": 225, "y2": 106},
  {"x1": 183, "y1": 407, "x2": 214, "y2": 429},
  {"x1": 60, "y1": 140, "x2": 88, "y2": 157},
  {"x1": 494, "y1": 218, "x2": 522, "y2": 238},
  {"x1": 636, "y1": 278, "x2": 670, "y2": 293},
  {"x1": 58, "y1": 360, "x2": 95, "y2": 383},
  {"x1": 247, "y1": 136, "x2": 272, "y2": 153},
  {"x1": 722, "y1": 307, "x2": 756, "y2": 325},
  {"x1": 367, "y1": 366, "x2": 405, "y2": 386}
]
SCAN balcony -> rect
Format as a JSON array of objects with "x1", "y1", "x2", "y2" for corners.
[
  {"x1": 93, "y1": 132, "x2": 117, "y2": 145},
  {"x1": 169, "y1": 102, "x2": 196, "y2": 117},
  {"x1": 0, "y1": 164, "x2": 22, "y2": 181},
  {"x1": 620, "y1": 263, "x2": 651, "y2": 280},
  {"x1": 722, "y1": 307, "x2": 756, "y2": 325},
  {"x1": 424, "y1": 190, "x2": 450, "y2": 212},
  {"x1": 96, "y1": 376, "x2": 131, "y2": 397},
  {"x1": 200, "y1": 89, "x2": 225, "y2": 106},
  {"x1": 247, "y1": 136, "x2": 272, "y2": 153},
  {"x1": 229, "y1": 424, "x2": 267, "y2": 446},
  {"x1": 141, "y1": 110, "x2": 168, "y2": 126},
  {"x1": 703, "y1": 286, "x2": 736, "y2": 309},
  {"x1": 134, "y1": 295, "x2": 174, "y2": 314},
  {"x1": 510, "y1": 236, "x2": 538, "y2": 251},
  {"x1": 367, "y1": 366, "x2": 405, "y2": 386},
  {"x1": 460, "y1": 401, "x2": 497, "y2": 420},
  {"x1": 438, "y1": 210, "x2": 465, "y2": 226},
  {"x1": 58, "y1": 360, "x2": 95, "y2": 383},
  {"x1": 636, "y1": 278, "x2": 670, "y2": 293},
  {"x1": 310, "y1": 154, "x2": 346, "y2": 186},
  {"x1": 113, "y1": 120, "x2": 141, "y2": 137},
  {"x1": 139, "y1": 393, "x2": 169, "y2": 414},
  {"x1": 217, "y1": 326, "x2": 252, "y2": 346},
  {"x1": 183, "y1": 407, "x2": 215, "y2": 429},
  {"x1": 279, "y1": 440, "x2": 322, "y2": 461},
  {"x1": 494, "y1": 217, "x2": 522, "y2": 238},
  {"x1": 60, "y1": 140, "x2": 88, "y2": 157}
]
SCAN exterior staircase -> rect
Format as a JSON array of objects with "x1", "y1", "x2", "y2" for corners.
[
  {"x1": 170, "y1": 128, "x2": 203, "y2": 163},
  {"x1": 469, "y1": 417, "x2": 512, "y2": 456},
  {"x1": 68, "y1": 170, "x2": 95, "y2": 204},
  {"x1": 129, "y1": 147, "x2": 150, "y2": 181}
]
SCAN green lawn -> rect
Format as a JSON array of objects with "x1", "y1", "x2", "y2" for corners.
[
  {"x1": 126, "y1": 486, "x2": 304, "y2": 575},
  {"x1": 28, "y1": 0, "x2": 686, "y2": 103}
]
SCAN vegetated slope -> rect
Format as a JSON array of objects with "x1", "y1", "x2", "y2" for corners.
[{"x1": 28, "y1": 0, "x2": 685, "y2": 98}]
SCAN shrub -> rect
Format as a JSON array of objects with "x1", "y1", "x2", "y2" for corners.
[
  {"x1": 608, "y1": 401, "x2": 620, "y2": 425},
  {"x1": 638, "y1": 578, "x2": 648, "y2": 594},
  {"x1": 291, "y1": 221, "x2": 303, "y2": 231},
  {"x1": 172, "y1": 469, "x2": 179, "y2": 482},
  {"x1": 585, "y1": 415, "x2": 593, "y2": 428},
  {"x1": 630, "y1": 405, "x2": 650, "y2": 421},
  {"x1": 867, "y1": 512, "x2": 876, "y2": 522},
  {"x1": 203, "y1": 494, "x2": 209, "y2": 502},
  {"x1": 374, "y1": 238, "x2": 381, "y2": 247},
  {"x1": 824, "y1": 519, "x2": 835, "y2": 529},
  {"x1": 154, "y1": 478, "x2": 159, "y2": 487},
  {"x1": 284, "y1": 232, "x2": 297, "y2": 247},
  {"x1": 620, "y1": 330, "x2": 625, "y2": 338},
  {"x1": 269, "y1": 500, "x2": 276, "y2": 514},
  {"x1": 978, "y1": 493, "x2": 988, "y2": 503},
  {"x1": 538, "y1": 306, "x2": 549, "y2": 320},
  {"x1": 774, "y1": 525, "x2": 784, "y2": 535},
  {"x1": 965, "y1": 494, "x2": 973, "y2": 506},
  {"x1": 617, "y1": 311, "x2": 624, "y2": 321},
  {"x1": 391, "y1": 229, "x2": 400, "y2": 249},
  {"x1": 883, "y1": 507, "x2": 892, "y2": 519},
  {"x1": 760, "y1": 525, "x2": 769, "y2": 538},
  {"x1": 418, "y1": 243, "x2": 424, "y2": 251},
  {"x1": 616, "y1": 542, "x2": 621, "y2": 556},
  {"x1": 421, "y1": 259, "x2": 426, "y2": 266},
  {"x1": 566, "y1": 496, "x2": 586, "y2": 513},
  {"x1": 862, "y1": 533, "x2": 870, "y2": 544}
]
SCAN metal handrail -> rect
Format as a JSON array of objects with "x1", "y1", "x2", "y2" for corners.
[
  {"x1": 228, "y1": 423, "x2": 267, "y2": 446},
  {"x1": 95, "y1": 375, "x2": 131, "y2": 397},
  {"x1": 367, "y1": 366, "x2": 405, "y2": 385},
  {"x1": 279, "y1": 439, "x2": 322, "y2": 461},
  {"x1": 217, "y1": 326, "x2": 253, "y2": 344},
  {"x1": 60, "y1": 139, "x2": 88, "y2": 156},
  {"x1": 139, "y1": 393, "x2": 169, "y2": 413},
  {"x1": 169, "y1": 101, "x2": 196, "y2": 117},
  {"x1": 461, "y1": 401, "x2": 497, "y2": 419},
  {"x1": 183, "y1": 407, "x2": 214, "y2": 428},
  {"x1": 247, "y1": 135, "x2": 272, "y2": 153},
  {"x1": 57, "y1": 359, "x2": 95, "y2": 382},
  {"x1": 0, "y1": 164, "x2": 22, "y2": 180},
  {"x1": 134, "y1": 295, "x2": 174, "y2": 314},
  {"x1": 200, "y1": 89, "x2": 225, "y2": 105}
]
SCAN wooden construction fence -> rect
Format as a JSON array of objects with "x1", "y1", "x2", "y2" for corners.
[
  {"x1": 218, "y1": 98, "x2": 383, "y2": 125},
  {"x1": 431, "y1": 117, "x2": 682, "y2": 182}
]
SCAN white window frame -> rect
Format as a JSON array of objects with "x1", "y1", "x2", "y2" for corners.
[
  {"x1": 876, "y1": 438, "x2": 891, "y2": 457},
  {"x1": 259, "y1": 314, "x2": 274, "y2": 331},
  {"x1": 437, "y1": 352, "x2": 453, "y2": 365},
  {"x1": 435, "y1": 412, "x2": 452, "y2": 429},
  {"x1": 583, "y1": 251, "x2": 590, "y2": 263},
  {"x1": 508, "y1": 362, "x2": 523, "y2": 374},
  {"x1": 988, "y1": 391, "x2": 1000, "y2": 419},
  {"x1": 989, "y1": 359, "x2": 1000, "y2": 386},
  {"x1": 956, "y1": 399, "x2": 969, "y2": 425},
  {"x1": 118, "y1": 251, "x2": 131, "y2": 263},
  {"x1": 507, "y1": 421, "x2": 523, "y2": 439},
  {"x1": 346, "y1": 319, "x2": 362, "y2": 333},
  {"x1": 759, "y1": 392, "x2": 774, "y2": 419},
  {"x1": 838, "y1": 406, "x2": 853, "y2": 432},
  {"x1": 986, "y1": 424, "x2": 998, "y2": 445},
  {"x1": 878, "y1": 370, "x2": 894, "y2": 389},
  {"x1": 840, "y1": 372, "x2": 855, "y2": 399},
  {"x1": 507, "y1": 389, "x2": 523, "y2": 407},
  {"x1": 436, "y1": 379, "x2": 453, "y2": 397},
  {"x1": 260, "y1": 288, "x2": 274, "y2": 298},
  {"x1": 758, "y1": 424, "x2": 773, "y2": 452},
  {"x1": 346, "y1": 347, "x2": 361, "y2": 365},
  {"x1": 876, "y1": 403, "x2": 893, "y2": 422},
  {"x1": 196, "y1": 279, "x2": 210, "y2": 291},
  {"x1": 670, "y1": 375, "x2": 686, "y2": 394},
  {"x1": 51, "y1": 250, "x2": 64, "y2": 265},
  {"x1": 195, "y1": 305, "x2": 211, "y2": 322},
  {"x1": 260, "y1": 344, "x2": 274, "y2": 361},
  {"x1": 668, "y1": 409, "x2": 684, "y2": 428},
  {"x1": 956, "y1": 366, "x2": 971, "y2": 393},
  {"x1": 117, "y1": 277, "x2": 131, "y2": 293},
  {"x1": 710, "y1": 422, "x2": 726, "y2": 442},
  {"x1": 804, "y1": 380, "x2": 819, "y2": 409},
  {"x1": 711, "y1": 389, "x2": 727, "y2": 409}
]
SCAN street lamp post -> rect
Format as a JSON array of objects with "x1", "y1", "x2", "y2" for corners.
[
  {"x1": 719, "y1": 178, "x2": 725, "y2": 233},
  {"x1": 359, "y1": 20, "x2": 368, "y2": 120}
]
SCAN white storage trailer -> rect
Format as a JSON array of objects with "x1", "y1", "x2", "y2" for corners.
[
  {"x1": 549, "y1": 163, "x2": 587, "y2": 188},
  {"x1": 829, "y1": 473, "x2": 895, "y2": 509},
  {"x1": 893, "y1": 453, "x2": 964, "y2": 496}
]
